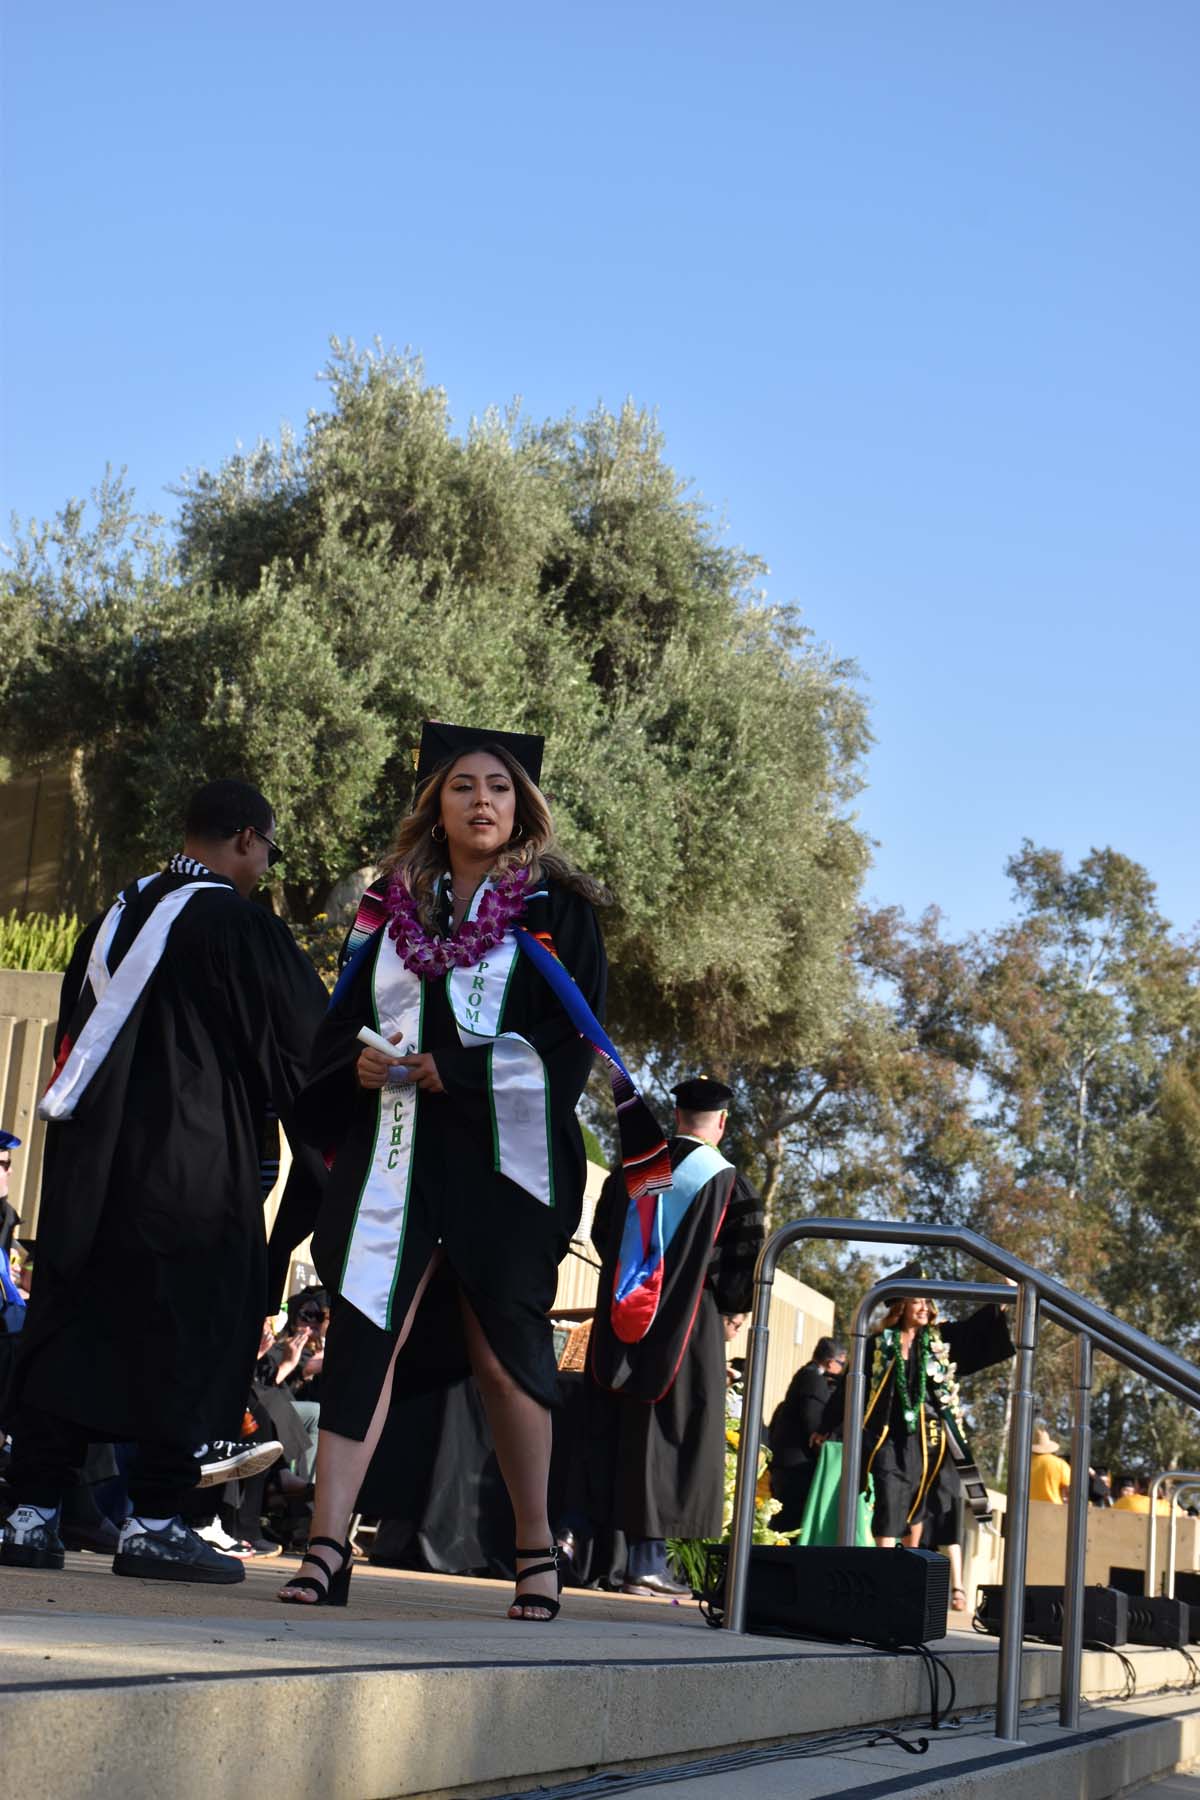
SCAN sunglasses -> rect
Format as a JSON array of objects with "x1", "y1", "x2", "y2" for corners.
[
  {"x1": 0, "y1": 1158, "x2": 10, "y2": 1173},
  {"x1": 249, "y1": 826, "x2": 283, "y2": 869}
]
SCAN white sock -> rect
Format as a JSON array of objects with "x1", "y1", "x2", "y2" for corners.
[
  {"x1": 118, "y1": 1514, "x2": 175, "y2": 1547},
  {"x1": 7, "y1": 1503, "x2": 59, "y2": 1529}
]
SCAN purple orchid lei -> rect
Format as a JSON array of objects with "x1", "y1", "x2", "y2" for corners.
[{"x1": 384, "y1": 864, "x2": 531, "y2": 978}]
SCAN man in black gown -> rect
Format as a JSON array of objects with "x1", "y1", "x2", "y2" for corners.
[
  {"x1": 767, "y1": 1335, "x2": 847, "y2": 1532},
  {"x1": 585, "y1": 1077, "x2": 764, "y2": 1596},
  {"x1": 1, "y1": 781, "x2": 327, "y2": 1582}
]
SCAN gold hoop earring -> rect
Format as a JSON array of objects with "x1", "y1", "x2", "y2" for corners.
[
  {"x1": 511, "y1": 821, "x2": 524, "y2": 840},
  {"x1": 431, "y1": 823, "x2": 447, "y2": 843}
]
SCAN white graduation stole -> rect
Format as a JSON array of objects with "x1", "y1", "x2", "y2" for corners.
[
  {"x1": 340, "y1": 880, "x2": 553, "y2": 1330},
  {"x1": 445, "y1": 882, "x2": 553, "y2": 1210},
  {"x1": 40, "y1": 880, "x2": 227, "y2": 1123},
  {"x1": 338, "y1": 942, "x2": 426, "y2": 1330}
]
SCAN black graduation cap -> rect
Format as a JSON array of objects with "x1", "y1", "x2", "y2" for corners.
[
  {"x1": 415, "y1": 721, "x2": 544, "y2": 791},
  {"x1": 671, "y1": 1076, "x2": 734, "y2": 1111}
]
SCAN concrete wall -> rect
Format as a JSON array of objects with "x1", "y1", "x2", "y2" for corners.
[
  {"x1": 0, "y1": 771, "x2": 74, "y2": 916},
  {"x1": 726, "y1": 1279, "x2": 838, "y2": 1424},
  {"x1": 1024, "y1": 1498, "x2": 1200, "y2": 1590},
  {"x1": 963, "y1": 1490, "x2": 1007, "y2": 1596},
  {"x1": 0, "y1": 968, "x2": 61, "y2": 1239}
]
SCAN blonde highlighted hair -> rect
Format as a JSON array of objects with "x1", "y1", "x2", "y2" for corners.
[{"x1": 379, "y1": 742, "x2": 609, "y2": 929}]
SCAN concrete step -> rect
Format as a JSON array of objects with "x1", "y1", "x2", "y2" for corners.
[
  {"x1": 5, "y1": 1556, "x2": 1200, "y2": 1799},
  {"x1": 486, "y1": 1692, "x2": 1200, "y2": 1800}
]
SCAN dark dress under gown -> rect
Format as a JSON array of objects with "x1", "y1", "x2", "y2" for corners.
[{"x1": 290, "y1": 878, "x2": 606, "y2": 1427}]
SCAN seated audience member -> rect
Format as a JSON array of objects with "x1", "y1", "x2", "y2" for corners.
[
  {"x1": 1088, "y1": 1465, "x2": 1112, "y2": 1507},
  {"x1": 0, "y1": 1130, "x2": 22, "y2": 1261},
  {"x1": 257, "y1": 1287, "x2": 327, "y2": 1482},
  {"x1": 1113, "y1": 1475, "x2": 1170, "y2": 1514}
]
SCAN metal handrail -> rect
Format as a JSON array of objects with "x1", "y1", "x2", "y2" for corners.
[
  {"x1": 1167, "y1": 1485, "x2": 1200, "y2": 1601},
  {"x1": 725, "y1": 1217, "x2": 1200, "y2": 1746},
  {"x1": 1147, "y1": 1470, "x2": 1200, "y2": 1597}
]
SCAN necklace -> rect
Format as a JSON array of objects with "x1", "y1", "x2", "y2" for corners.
[
  {"x1": 926, "y1": 1329, "x2": 968, "y2": 1434},
  {"x1": 385, "y1": 864, "x2": 530, "y2": 978},
  {"x1": 886, "y1": 1326, "x2": 928, "y2": 1429}
]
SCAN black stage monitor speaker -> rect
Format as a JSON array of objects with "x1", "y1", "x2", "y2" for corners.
[
  {"x1": 1108, "y1": 1566, "x2": 1145, "y2": 1598},
  {"x1": 721, "y1": 1545, "x2": 949, "y2": 1646},
  {"x1": 976, "y1": 1584, "x2": 1128, "y2": 1647},
  {"x1": 1165, "y1": 1573, "x2": 1200, "y2": 1642},
  {"x1": 1126, "y1": 1595, "x2": 1191, "y2": 1648}
]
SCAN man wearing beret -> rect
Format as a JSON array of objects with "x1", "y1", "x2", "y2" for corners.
[{"x1": 585, "y1": 1076, "x2": 764, "y2": 1595}]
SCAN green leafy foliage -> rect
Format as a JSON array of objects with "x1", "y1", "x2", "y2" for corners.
[
  {"x1": 1, "y1": 339, "x2": 870, "y2": 1070},
  {"x1": 0, "y1": 910, "x2": 81, "y2": 971},
  {"x1": 717, "y1": 855, "x2": 1200, "y2": 1479}
]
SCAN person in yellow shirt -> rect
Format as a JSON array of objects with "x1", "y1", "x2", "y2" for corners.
[
  {"x1": 1029, "y1": 1426, "x2": 1072, "y2": 1502},
  {"x1": 1113, "y1": 1476, "x2": 1171, "y2": 1514}
]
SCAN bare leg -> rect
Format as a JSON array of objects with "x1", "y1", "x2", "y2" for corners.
[
  {"x1": 457, "y1": 1291, "x2": 555, "y2": 1619},
  {"x1": 279, "y1": 1253, "x2": 442, "y2": 1601},
  {"x1": 946, "y1": 1540, "x2": 966, "y2": 1607},
  {"x1": 875, "y1": 1536, "x2": 897, "y2": 1548}
]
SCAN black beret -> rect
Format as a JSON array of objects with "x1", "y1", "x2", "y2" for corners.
[{"x1": 671, "y1": 1076, "x2": 733, "y2": 1111}]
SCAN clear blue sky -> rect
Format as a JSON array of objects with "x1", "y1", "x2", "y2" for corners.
[{"x1": 4, "y1": 2, "x2": 1197, "y2": 939}]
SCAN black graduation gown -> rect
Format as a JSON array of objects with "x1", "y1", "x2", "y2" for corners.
[
  {"x1": 11, "y1": 872, "x2": 329, "y2": 1449},
  {"x1": 835, "y1": 1304, "x2": 1014, "y2": 1537},
  {"x1": 291, "y1": 879, "x2": 606, "y2": 1417},
  {"x1": 583, "y1": 1144, "x2": 764, "y2": 1541},
  {"x1": 767, "y1": 1362, "x2": 838, "y2": 1531}
]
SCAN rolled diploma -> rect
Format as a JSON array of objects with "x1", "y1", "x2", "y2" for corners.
[{"x1": 356, "y1": 1026, "x2": 413, "y2": 1086}]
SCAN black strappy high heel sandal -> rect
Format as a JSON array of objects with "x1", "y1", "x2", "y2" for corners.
[
  {"x1": 277, "y1": 1536, "x2": 354, "y2": 1607},
  {"x1": 509, "y1": 1545, "x2": 562, "y2": 1621}
]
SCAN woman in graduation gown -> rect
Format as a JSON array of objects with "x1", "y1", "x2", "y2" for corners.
[
  {"x1": 837, "y1": 1287, "x2": 1013, "y2": 1547},
  {"x1": 279, "y1": 725, "x2": 607, "y2": 1618}
]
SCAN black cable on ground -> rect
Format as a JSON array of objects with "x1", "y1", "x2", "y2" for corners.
[{"x1": 493, "y1": 1721, "x2": 933, "y2": 1800}]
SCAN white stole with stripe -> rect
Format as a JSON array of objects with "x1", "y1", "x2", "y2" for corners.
[{"x1": 40, "y1": 880, "x2": 227, "y2": 1123}]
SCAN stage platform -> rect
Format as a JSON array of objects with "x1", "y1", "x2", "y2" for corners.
[{"x1": 4, "y1": 1551, "x2": 1200, "y2": 1799}]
